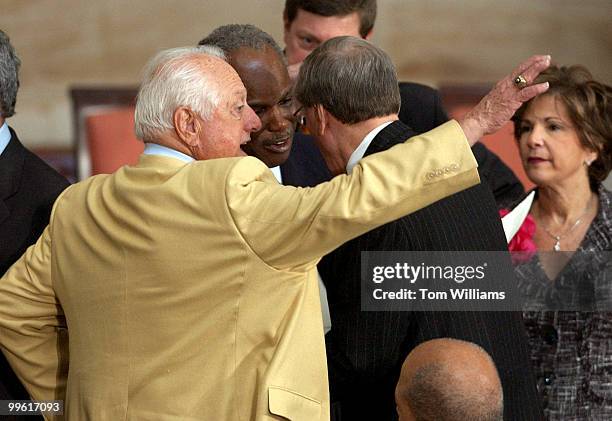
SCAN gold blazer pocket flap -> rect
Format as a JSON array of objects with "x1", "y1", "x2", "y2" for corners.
[{"x1": 268, "y1": 386, "x2": 321, "y2": 421}]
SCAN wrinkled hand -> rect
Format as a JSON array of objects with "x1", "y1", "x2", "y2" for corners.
[
  {"x1": 459, "y1": 55, "x2": 551, "y2": 145},
  {"x1": 287, "y1": 61, "x2": 302, "y2": 83}
]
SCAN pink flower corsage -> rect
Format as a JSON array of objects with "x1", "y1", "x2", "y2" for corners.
[{"x1": 499, "y1": 209, "x2": 537, "y2": 263}]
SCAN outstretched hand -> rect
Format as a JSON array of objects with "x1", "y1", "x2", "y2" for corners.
[{"x1": 459, "y1": 55, "x2": 551, "y2": 145}]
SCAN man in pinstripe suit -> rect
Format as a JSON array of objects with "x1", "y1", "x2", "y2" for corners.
[{"x1": 294, "y1": 37, "x2": 544, "y2": 420}]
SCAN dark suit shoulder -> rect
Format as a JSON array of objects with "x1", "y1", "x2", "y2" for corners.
[
  {"x1": 398, "y1": 82, "x2": 524, "y2": 206},
  {"x1": 398, "y1": 81, "x2": 440, "y2": 100},
  {"x1": 471, "y1": 143, "x2": 525, "y2": 207},
  {"x1": 20, "y1": 143, "x2": 70, "y2": 199},
  {"x1": 281, "y1": 132, "x2": 332, "y2": 187},
  {"x1": 398, "y1": 81, "x2": 449, "y2": 133},
  {"x1": 1, "y1": 130, "x2": 69, "y2": 274}
]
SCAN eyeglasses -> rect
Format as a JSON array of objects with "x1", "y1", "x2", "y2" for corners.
[{"x1": 292, "y1": 105, "x2": 306, "y2": 127}]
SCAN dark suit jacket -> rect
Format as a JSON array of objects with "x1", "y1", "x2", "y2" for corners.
[
  {"x1": 0, "y1": 127, "x2": 69, "y2": 410},
  {"x1": 281, "y1": 132, "x2": 331, "y2": 187},
  {"x1": 398, "y1": 82, "x2": 524, "y2": 207},
  {"x1": 317, "y1": 121, "x2": 541, "y2": 420}
]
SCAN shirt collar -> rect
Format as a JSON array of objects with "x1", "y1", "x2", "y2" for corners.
[
  {"x1": 0, "y1": 122, "x2": 11, "y2": 156},
  {"x1": 346, "y1": 121, "x2": 394, "y2": 174},
  {"x1": 269, "y1": 166, "x2": 282, "y2": 183},
  {"x1": 143, "y1": 143, "x2": 195, "y2": 163}
]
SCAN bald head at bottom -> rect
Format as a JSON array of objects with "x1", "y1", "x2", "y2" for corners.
[{"x1": 395, "y1": 338, "x2": 503, "y2": 421}]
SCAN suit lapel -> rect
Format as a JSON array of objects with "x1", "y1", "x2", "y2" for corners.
[{"x1": 0, "y1": 129, "x2": 25, "y2": 225}]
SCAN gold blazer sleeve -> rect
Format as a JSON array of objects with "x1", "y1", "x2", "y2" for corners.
[
  {"x1": 0, "y1": 223, "x2": 68, "y2": 413},
  {"x1": 227, "y1": 120, "x2": 480, "y2": 270}
]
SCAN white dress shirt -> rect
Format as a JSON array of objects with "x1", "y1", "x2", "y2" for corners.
[
  {"x1": 346, "y1": 121, "x2": 394, "y2": 174},
  {"x1": 143, "y1": 143, "x2": 195, "y2": 163},
  {"x1": 0, "y1": 122, "x2": 11, "y2": 157}
]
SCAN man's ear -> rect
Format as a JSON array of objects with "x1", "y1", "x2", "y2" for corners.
[
  {"x1": 313, "y1": 105, "x2": 328, "y2": 137},
  {"x1": 283, "y1": 9, "x2": 291, "y2": 33},
  {"x1": 173, "y1": 107, "x2": 200, "y2": 147},
  {"x1": 364, "y1": 29, "x2": 374, "y2": 41}
]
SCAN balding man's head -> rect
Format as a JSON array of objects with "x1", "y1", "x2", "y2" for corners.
[
  {"x1": 294, "y1": 36, "x2": 400, "y2": 125},
  {"x1": 395, "y1": 338, "x2": 503, "y2": 421}
]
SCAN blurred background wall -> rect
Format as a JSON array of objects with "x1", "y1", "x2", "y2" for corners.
[{"x1": 1, "y1": 0, "x2": 611, "y2": 149}]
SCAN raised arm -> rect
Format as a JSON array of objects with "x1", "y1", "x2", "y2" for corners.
[{"x1": 228, "y1": 120, "x2": 478, "y2": 269}]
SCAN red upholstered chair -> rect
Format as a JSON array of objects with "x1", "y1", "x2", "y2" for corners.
[
  {"x1": 85, "y1": 107, "x2": 143, "y2": 175},
  {"x1": 70, "y1": 87, "x2": 139, "y2": 180},
  {"x1": 440, "y1": 85, "x2": 535, "y2": 191}
]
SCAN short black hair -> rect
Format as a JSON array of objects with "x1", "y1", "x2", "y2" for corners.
[
  {"x1": 284, "y1": 0, "x2": 376, "y2": 38},
  {"x1": 198, "y1": 24, "x2": 285, "y2": 64}
]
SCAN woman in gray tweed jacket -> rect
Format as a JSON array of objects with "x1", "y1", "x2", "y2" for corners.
[{"x1": 509, "y1": 64, "x2": 612, "y2": 420}]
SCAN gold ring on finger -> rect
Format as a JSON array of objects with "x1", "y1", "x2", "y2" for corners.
[{"x1": 513, "y1": 74, "x2": 528, "y2": 89}]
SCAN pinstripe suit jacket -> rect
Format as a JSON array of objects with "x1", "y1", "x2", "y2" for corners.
[{"x1": 318, "y1": 121, "x2": 542, "y2": 421}]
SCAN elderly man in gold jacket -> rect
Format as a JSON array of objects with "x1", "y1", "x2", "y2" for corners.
[{"x1": 0, "y1": 41, "x2": 549, "y2": 420}]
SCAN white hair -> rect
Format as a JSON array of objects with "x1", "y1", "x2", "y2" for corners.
[{"x1": 134, "y1": 45, "x2": 226, "y2": 142}]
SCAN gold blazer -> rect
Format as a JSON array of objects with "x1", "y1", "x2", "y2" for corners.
[{"x1": 0, "y1": 121, "x2": 478, "y2": 420}]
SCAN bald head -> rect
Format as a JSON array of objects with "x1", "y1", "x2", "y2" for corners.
[{"x1": 395, "y1": 338, "x2": 503, "y2": 421}]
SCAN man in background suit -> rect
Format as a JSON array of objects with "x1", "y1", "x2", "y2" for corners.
[
  {"x1": 0, "y1": 42, "x2": 532, "y2": 419},
  {"x1": 0, "y1": 29, "x2": 69, "y2": 415},
  {"x1": 294, "y1": 36, "x2": 543, "y2": 420},
  {"x1": 282, "y1": 0, "x2": 525, "y2": 206}
]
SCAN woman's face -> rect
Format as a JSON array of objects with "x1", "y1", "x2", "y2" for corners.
[{"x1": 517, "y1": 94, "x2": 597, "y2": 187}]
